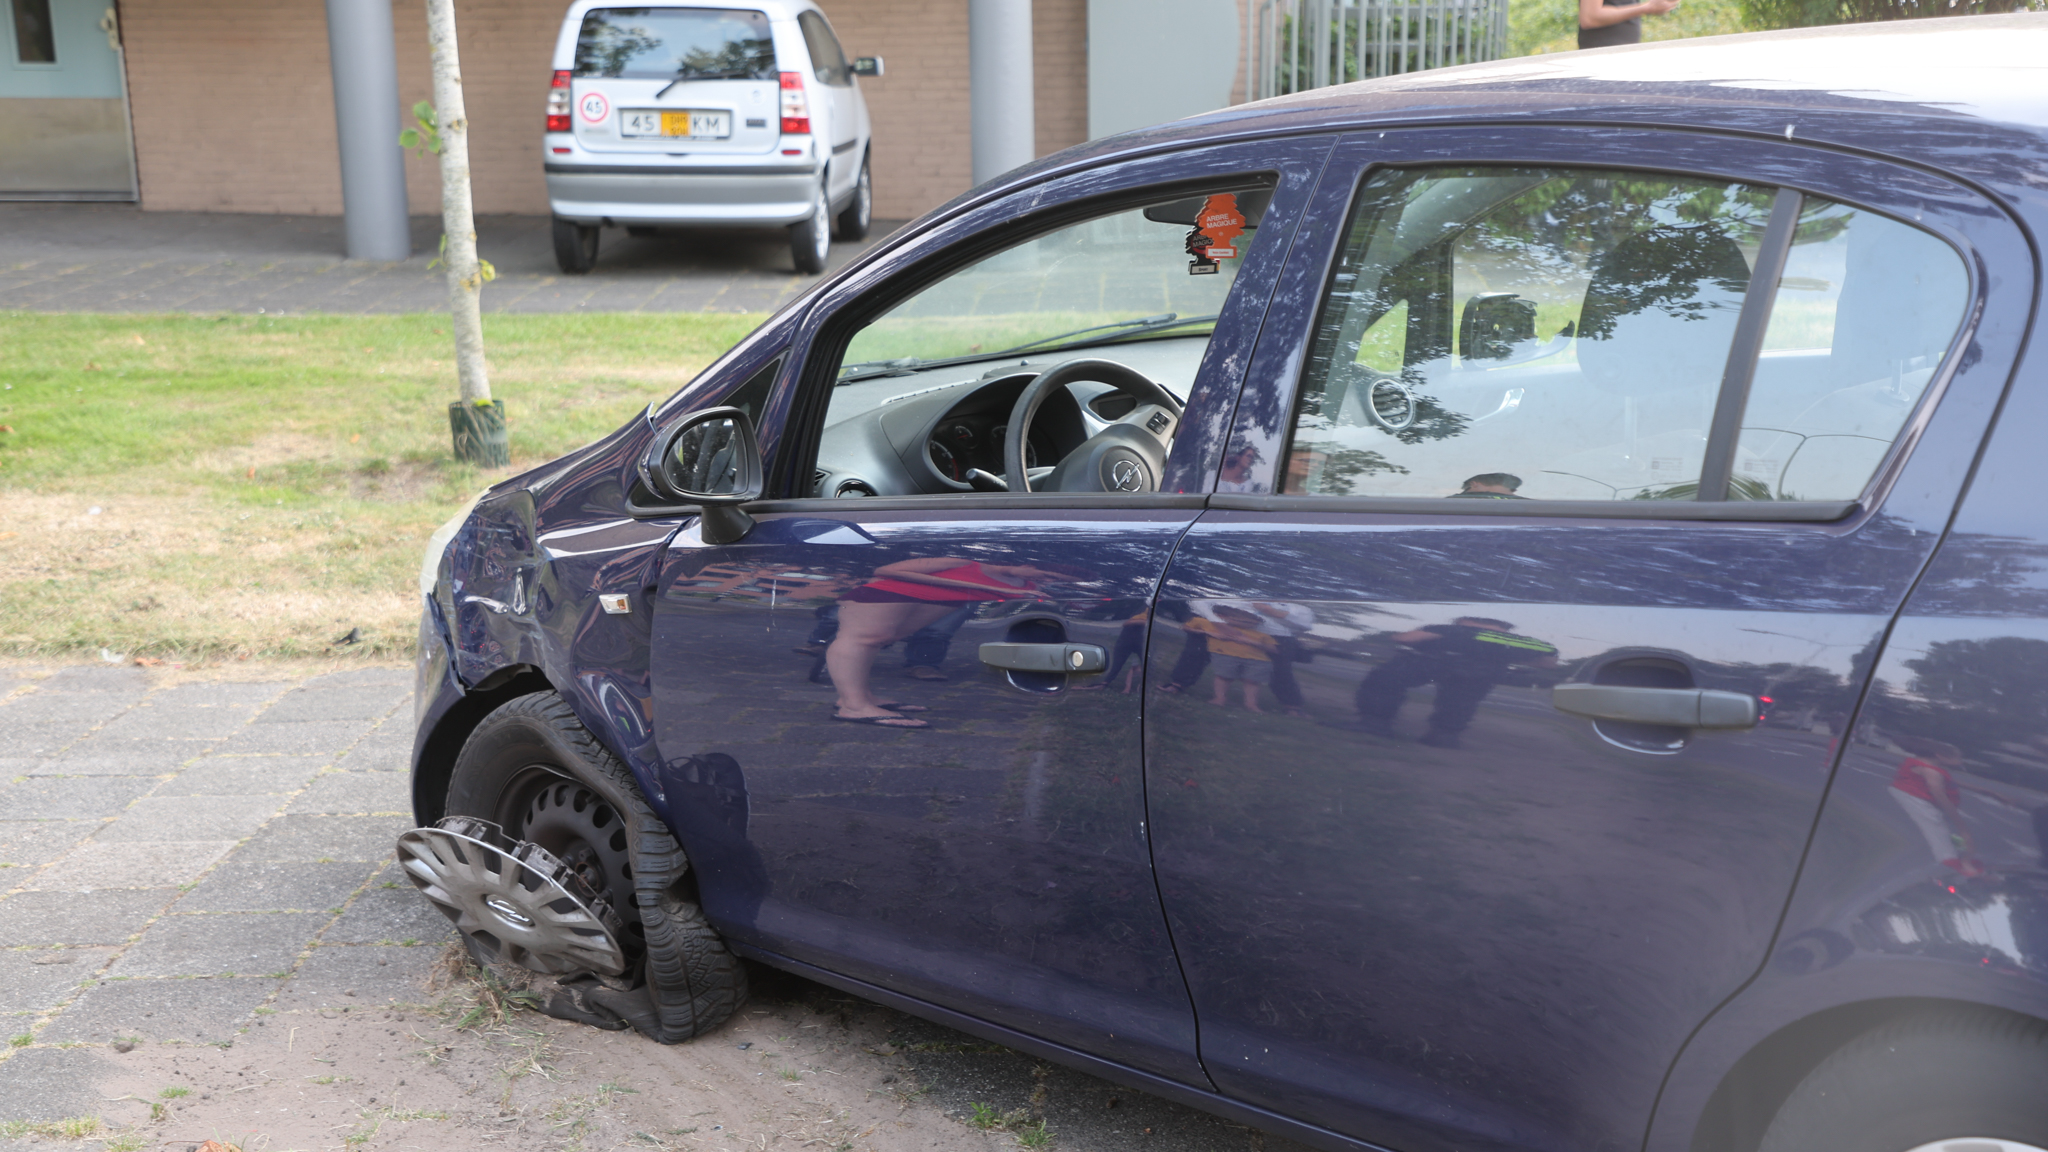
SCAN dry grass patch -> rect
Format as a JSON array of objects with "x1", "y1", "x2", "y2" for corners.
[{"x1": 0, "y1": 311, "x2": 764, "y2": 659}]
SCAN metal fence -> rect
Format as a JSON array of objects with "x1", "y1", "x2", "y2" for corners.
[{"x1": 1249, "y1": 0, "x2": 1510, "y2": 100}]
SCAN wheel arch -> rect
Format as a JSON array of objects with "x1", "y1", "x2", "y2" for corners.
[
  {"x1": 1686, "y1": 996, "x2": 2048, "y2": 1152},
  {"x1": 412, "y1": 663, "x2": 555, "y2": 827}
]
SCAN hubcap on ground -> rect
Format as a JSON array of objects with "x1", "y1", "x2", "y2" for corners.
[{"x1": 397, "y1": 817, "x2": 629, "y2": 976}]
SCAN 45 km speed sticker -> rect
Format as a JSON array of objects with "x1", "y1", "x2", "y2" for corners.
[{"x1": 579, "y1": 91, "x2": 609, "y2": 123}]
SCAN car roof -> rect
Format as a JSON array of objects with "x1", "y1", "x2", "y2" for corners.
[
  {"x1": 561, "y1": 0, "x2": 820, "y2": 22},
  {"x1": 934, "y1": 14, "x2": 2048, "y2": 232}
]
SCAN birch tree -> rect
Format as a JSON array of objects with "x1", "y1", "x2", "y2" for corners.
[{"x1": 422, "y1": 0, "x2": 505, "y2": 465}]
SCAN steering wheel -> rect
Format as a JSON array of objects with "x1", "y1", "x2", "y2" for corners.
[{"x1": 1002, "y1": 358, "x2": 1185, "y2": 493}]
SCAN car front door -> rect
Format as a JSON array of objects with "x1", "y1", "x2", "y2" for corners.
[
  {"x1": 1143, "y1": 128, "x2": 2031, "y2": 1151},
  {"x1": 646, "y1": 137, "x2": 1331, "y2": 1083}
]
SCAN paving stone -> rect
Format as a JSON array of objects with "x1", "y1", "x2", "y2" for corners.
[
  {"x1": 93, "y1": 698, "x2": 258, "y2": 740},
  {"x1": 286, "y1": 772, "x2": 410, "y2": 815},
  {"x1": 0, "y1": 1045, "x2": 125, "y2": 1122},
  {"x1": 235, "y1": 815, "x2": 409, "y2": 863},
  {"x1": 0, "y1": 947, "x2": 115, "y2": 1013},
  {"x1": 153, "y1": 681, "x2": 292, "y2": 710},
  {"x1": 179, "y1": 860, "x2": 374, "y2": 913},
  {"x1": 303, "y1": 668, "x2": 412, "y2": 690},
  {"x1": 94, "y1": 794, "x2": 286, "y2": 843},
  {"x1": 334, "y1": 730, "x2": 411, "y2": 772},
  {"x1": 40, "y1": 975, "x2": 278, "y2": 1044},
  {"x1": 211, "y1": 720, "x2": 373, "y2": 756},
  {"x1": 155, "y1": 755, "x2": 331, "y2": 796},
  {"x1": 0, "y1": 723, "x2": 90, "y2": 757},
  {"x1": 0, "y1": 691, "x2": 126, "y2": 726},
  {"x1": 108, "y1": 912, "x2": 330, "y2": 978},
  {"x1": 37, "y1": 735, "x2": 205, "y2": 773},
  {"x1": 274, "y1": 943, "x2": 443, "y2": 1011},
  {"x1": 258, "y1": 685, "x2": 409, "y2": 724},
  {"x1": 0, "y1": 890, "x2": 168, "y2": 946},
  {"x1": 324, "y1": 879, "x2": 455, "y2": 945},
  {"x1": 0, "y1": 820, "x2": 94, "y2": 868},
  {"x1": 34, "y1": 666, "x2": 150, "y2": 695},
  {"x1": 0, "y1": 776, "x2": 156, "y2": 820},
  {"x1": 25, "y1": 841, "x2": 236, "y2": 891}
]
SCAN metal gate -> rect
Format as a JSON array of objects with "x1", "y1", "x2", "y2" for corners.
[{"x1": 1249, "y1": 0, "x2": 1509, "y2": 99}]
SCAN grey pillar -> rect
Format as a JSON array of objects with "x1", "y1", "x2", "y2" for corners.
[
  {"x1": 325, "y1": 0, "x2": 411, "y2": 260},
  {"x1": 969, "y1": 0, "x2": 1034, "y2": 186}
]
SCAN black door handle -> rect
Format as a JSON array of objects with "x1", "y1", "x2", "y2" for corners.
[
  {"x1": 1551, "y1": 684, "x2": 1758, "y2": 729},
  {"x1": 979, "y1": 642, "x2": 1106, "y2": 674}
]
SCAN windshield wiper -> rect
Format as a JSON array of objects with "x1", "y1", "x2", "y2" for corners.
[{"x1": 655, "y1": 69, "x2": 760, "y2": 97}]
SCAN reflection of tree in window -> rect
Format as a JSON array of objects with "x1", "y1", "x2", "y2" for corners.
[{"x1": 576, "y1": 18, "x2": 662, "y2": 76}]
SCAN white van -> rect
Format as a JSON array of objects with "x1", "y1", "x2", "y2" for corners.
[{"x1": 543, "y1": 1, "x2": 879, "y2": 274}]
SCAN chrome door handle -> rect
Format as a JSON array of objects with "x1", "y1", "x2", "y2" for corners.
[
  {"x1": 1551, "y1": 684, "x2": 1758, "y2": 729},
  {"x1": 979, "y1": 642, "x2": 1106, "y2": 674}
]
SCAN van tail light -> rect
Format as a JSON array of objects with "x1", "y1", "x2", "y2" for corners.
[
  {"x1": 779, "y1": 71, "x2": 810, "y2": 135},
  {"x1": 546, "y1": 70, "x2": 571, "y2": 133}
]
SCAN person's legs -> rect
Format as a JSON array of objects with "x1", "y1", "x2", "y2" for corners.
[
  {"x1": 1269, "y1": 637, "x2": 1305, "y2": 711},
  {"x1": 1211, "y1": 676, "x2": 1235, "y2": 706},
  {"x1": 902, "y1": 605, "x2": 972, "y2": 673},
  {"x1": 1166, "y1": 632, "x2": 1210, "y2": 692},
  {"x1": 1424, "y1": 672, "x2": 1497, "y2": 743},
  {"x1": 828, "y1": 601, "x2": 956, "y2": 718},
  {"x1": 1355, "y1": 655, "x2": 1430, "y2": 734},
  {"x1": 1239, "y1": 657, "x2": 1272, "y2": 713}
]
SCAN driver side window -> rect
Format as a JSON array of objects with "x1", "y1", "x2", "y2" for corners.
[{"x1": 811, "y1": 188, "x2": 1272, "y2": 498}]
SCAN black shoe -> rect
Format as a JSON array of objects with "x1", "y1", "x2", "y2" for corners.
[{"x1": 1417, "y1": 730, "x2": 1461, "y2": 748}]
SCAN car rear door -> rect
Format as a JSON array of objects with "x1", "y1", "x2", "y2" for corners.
[
  {"x1": 646, "y1": 137, "x2": 1333, "y2": 1084},
  {"x1": 1141, "y1": 127, "x2": 2033, "y2": 1152}
]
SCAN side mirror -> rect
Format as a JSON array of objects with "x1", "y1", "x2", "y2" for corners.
[
  {"x1": 1460, "y1": 292, "x2": 1539, "y2": 362},
  {"x1": 640, "y1": 407, "x2": 763, "y2": 545},
  {"x1": 851, "y1": 56, "x2": 883, "y2": 78}
]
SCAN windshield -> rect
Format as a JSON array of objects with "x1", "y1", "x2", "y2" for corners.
[
  {"x1": 575, "y1": 7, "x2": 776, "y2": 80},
  {"x1": 839, "y1": 191, "x2": 1271, "y2": 377}
]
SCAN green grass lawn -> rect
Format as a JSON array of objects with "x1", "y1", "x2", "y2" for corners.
[
  {"x1": 0, "y1": 311, "x2": 763, "y2": 661},
  {"x1": 1510, "y1": 0, "x2": 1751, "y2": 56}
]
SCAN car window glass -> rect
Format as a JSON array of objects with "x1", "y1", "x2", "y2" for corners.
[
  {"x1": 574, "y1": 7, "x2": 776, "y2": 80},
  {"x1": 1287, "y1": 167, "x2": 1773, "y2": 501},
  {"x1": 815, "y1": 189, "x2": 1272, "y2": 497},
  {"x1": 1733, "y1": 200, "x2": 1967, "y2": 500},
  {"x1": 12, "y1": 0, "x2": 56, "y2": 63},
  {"x1": 1283, "y1": 167, "x2": 1968, "y2": 504},
  {"x1": 797, "y1": 10, "x2": 850, "y2": 86}
]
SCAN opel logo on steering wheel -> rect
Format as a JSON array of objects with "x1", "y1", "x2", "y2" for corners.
[{"x1": 1109, "y1": 459, "x2": 1144, "y2": 492}]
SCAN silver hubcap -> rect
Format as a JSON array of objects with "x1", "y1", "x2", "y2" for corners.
[
  {"x1": 1903, "y1": 1143, "x2": 2048, "y2": 1152},
  {"x1": 812, "y1": 194, "x2": 830, "y2": 259},
  {"x1": 397, "y1": 818, "x2": 628, "y2": 976}
]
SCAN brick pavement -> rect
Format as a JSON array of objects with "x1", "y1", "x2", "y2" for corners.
[
  {"x1": 0, "y1": 663, "x2": 447, "y2": 1124},
  {"x1": 0, "y1": 204, "x2": 904, "y2": 314}
]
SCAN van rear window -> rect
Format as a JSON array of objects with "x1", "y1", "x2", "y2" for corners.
[{"x1": 574, "y1": 8, "x2": 776, "y2": 80}]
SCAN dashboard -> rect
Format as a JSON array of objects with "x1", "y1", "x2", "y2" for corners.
[{"x1": 811, "y1": 338, "x2": 1209, "y2": 498}]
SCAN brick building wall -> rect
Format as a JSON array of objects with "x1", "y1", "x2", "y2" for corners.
[{"x1": 120, "y1": 0, "x2": 1093, "y2": 223}]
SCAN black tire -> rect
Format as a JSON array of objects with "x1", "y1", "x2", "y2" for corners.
[
  {"x1": 552, "y1": 216, "x2": 599, "y2": 274},
  {"x1": 789, "y1": 181, "x2": 830, "y2": 275},
  {"x1": 834, "y1": 153, "x2": 872, "y2": 241},
  {"x1": 1758, "y1": 1008, "x2": 2048, "y2": 1152},
  {"x1": 447, "y1": 691, "x2": 745, "y2": 1041}
]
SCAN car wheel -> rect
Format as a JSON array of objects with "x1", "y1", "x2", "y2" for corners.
[
  {"x1": 1758, "y1": 1009, "x2": 2048, "y2": 1152},
  {"x1": 442, "y1": 691, "x2": 745, "y2": 1041},
  {"x1": 552, "y1": 216, "x2": 599, "y2": 275},
  {"x1": 834, "y1": 153, "x2": 872, "y2": 241},
  {"x1": 789, "y1": 182, "x2": 830, "y2": 275}
]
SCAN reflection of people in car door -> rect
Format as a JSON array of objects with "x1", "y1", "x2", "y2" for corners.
[
  {"x1": 1188, "y1": 605, "x2": 1280, "y2": 711},
  {"x1": 828, "y1": 558, "x2": 1087, "y2": 727},
  {"x1": 1354, "y1": 617, "x2": 1559, "y2": 747},
  {"x1": 1888, "y1": 736, "x2": 1983, "y2": 876}
]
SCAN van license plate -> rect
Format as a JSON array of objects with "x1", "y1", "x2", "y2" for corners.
[{"x1": 620, "y1": 110, "x2": 730, "y2": 139}]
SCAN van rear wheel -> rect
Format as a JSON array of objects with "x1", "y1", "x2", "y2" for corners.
[
  {"x1": 789, "y1": 183, "x2": 830, "y2": 275},
  {"x1": 552, "y1": 217, "x2": 599, "y2": 274},
  {"x1": 834, "y1": 153, "x2": 872, "y2": 241}
]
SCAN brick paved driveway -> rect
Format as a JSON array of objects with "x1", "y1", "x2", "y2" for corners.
[{"x1": 0, "y1": 663, "x2": 448, "y2": 1124}]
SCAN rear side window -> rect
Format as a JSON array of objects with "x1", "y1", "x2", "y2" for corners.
[
  {"x1": 1282, "y1": 166, "x2": 1967, "y2": 504},
  {"x1": 797, "y1": 10, "x2": 851, "y2": 86},
  {"x1": 574, "y1": 7, "x2": 776, "y2": 80}
]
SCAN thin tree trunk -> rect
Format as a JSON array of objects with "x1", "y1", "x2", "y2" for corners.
[{"x1": 426, "y1": 0, "x2": 489, "y2": 405}]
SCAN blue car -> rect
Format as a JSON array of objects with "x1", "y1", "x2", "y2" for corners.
[{"x1": 404, "y1": 16, "x2": 2048, "y2": 1152}]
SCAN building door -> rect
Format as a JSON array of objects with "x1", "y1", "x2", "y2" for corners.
[
  {"x1": 1, "y1": 0, "x2": 136, "y2": 199},
  {"x1": 1141, "y1": 128, "x2": 2028, "y2": 1152}
]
